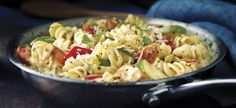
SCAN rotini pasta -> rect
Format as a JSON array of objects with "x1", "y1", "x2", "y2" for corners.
[
  {"x1": 17, "y1": 14, "x2": 214, "y2": 82},
  {"x1": 30, "y1": 41, "x2": 64, "y2": 74},
  {"x1": 93, "y1": 40, "x2": 133, "y2": 69},
  {"x1": 154, "y1": 60, "x2": 197, "y2": 77},
  {"x1": 49, "y1": 22, "x2": 78, "y2": 52},
  {"x1": 173, "y1": 35, "x2": 200, "y2": 47},
  {"x1": 172, "y1": 44, "x2": 208, "y2": 59},
  {"x1": 125, "y1": 14, "x2": 146, "y2": 28}
]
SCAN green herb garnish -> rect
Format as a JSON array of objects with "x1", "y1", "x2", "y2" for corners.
[
  {"x1": 105, "y1": 36, "x2": 114, "y2": 41},
  {"x1": 117, "y1": 47, "x2": 133, "y2": 57},
  {"x1": 98, "y1": 58, "x2": 111, "y2": 66},
  {"x1": 89, "y1": 22, "x2": 98, "y2": 27},
  {"x1": 31, "y1": 36, "x2": 55, "y2": 44},
  {"x1": 142, "y1": 37, "x2": 152, "y2": 46},
  {"x1": 82, "y1": 35, "x2": 92, "y2": 44}
]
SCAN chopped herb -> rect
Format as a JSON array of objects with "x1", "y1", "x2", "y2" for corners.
[
  {"x1": 142, "y1": 37, "x2": 152, "y2": 46},
  {"x1": 117, "y1": 47, "x2": 133, "y2": 57},
  {"x1": 98, "y1": 58, "x2": 111, "y2": 66},
  {"x1": 105, "y1": 36, "x2": 114, "y2": 41},
  {"x1": 89, "y1": 22, "x2": 98, "y2": 27},
  {"x1": 82, "y1": 35, "x2": 92, "y2": 44},
  {"x1": 31, "y1": 36, "x2": 55, "y2": 44}
]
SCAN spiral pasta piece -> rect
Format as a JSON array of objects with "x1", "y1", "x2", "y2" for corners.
[
  {"x1": 174, "y1": 35, "x2": 200, "y2": 47},
  {"x1": 106, "y1": 24, "x2": 149, "y2": 51},
  {"x1": 53, "y1": 38, "x2": 72, "y2": 52},
  {"x1": 154, "y1": 60, "x2": 197, "y2": 77},
  {"x1": 30, "y1": 41, "x2": 65, "y2": 74},
  {"x1": 93, "y1": 41, "x2": 133, "y2": 69},
  {"x1": 49, "y1": 22, "x2": 77, "y2": 39},
  {"x1": 49, "y1": 22, "x2": 79, "y2": 52},
  {"x1": 125, "y1": 14, "x2": 146, "y2": 28},
  {"x1": 61, "y1": 57, "x2": 87, "y2": 79},
  {"x1": 159, "y1": 43, "x2": 172, "y2": 59},
  {"x1": 172, "y1": 44, "x2": 208, "y2": 59}
]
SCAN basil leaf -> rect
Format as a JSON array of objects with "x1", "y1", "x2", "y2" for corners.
[
  {"x1": 82, "y1": 35, "x2": 92, "y2": 44},
  {"x1": 117, "y1": 47, "x2": 133, "y2": 57},
  {"x1": 142, "y1": 37, "x2": 152, "y2": 46},
  {"x1": 161, "y1": 25, "x2": 187, "y2": 34},
  {"x1": 32, "y1": 36, "x2": 55, "y2": 44},
  {"x1": 98, "y1": 58, "x2": 111, "y2": 66}
]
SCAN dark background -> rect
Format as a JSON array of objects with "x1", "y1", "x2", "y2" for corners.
[{"x1": 0, "y1": 0, "x2": 236, "y2": 108}]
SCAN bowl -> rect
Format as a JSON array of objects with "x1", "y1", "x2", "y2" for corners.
[{"x1": 7, "y1": 17, "x2": 226, "y2": 108}]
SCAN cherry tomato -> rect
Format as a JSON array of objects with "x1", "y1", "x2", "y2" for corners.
[
  {"x1": 61, "y1": 46, "x2": 92, "y2": 65},
  {"x1": 83, "y1": 26, "x2": 96, "y2": 35}
]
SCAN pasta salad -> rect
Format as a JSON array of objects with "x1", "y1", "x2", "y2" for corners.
[{"x1": 16, "y1": 14, "x2": 213, "y2": 82}]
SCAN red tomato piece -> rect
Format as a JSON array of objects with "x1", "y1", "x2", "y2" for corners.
[
  {"x1": 85, "y1": 74, "x2": 102, "y2": 80},
  {"x1": 16, "y1": 47, "x2": 31, "y2": 65},
  {"x1": 84, "y1": 26, "x2": 96, "y2": 35},
  {"x1": 141, "y1": 43, "x2": 159, "y2": 63},
  {"x1": 61, "y1": 46, "x2": 92, "y2": 65},
  {"x1": 163, "y1": 37, "x2": 176, "y2": 50}
]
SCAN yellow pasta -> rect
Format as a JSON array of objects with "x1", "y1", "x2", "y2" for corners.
[
  {"x1": 174, "y1": 35, "x2": 200, "y2": 47},
  {"x1": 125, "y1": 14, "x2": 146, "y2": 28},
  {"x1": 30, "y1": 41, "x2": 64, "y2": 74},
  {"x1": 154, "y1": 60, "x2": 197, "y2": 77},
  {"x1": 18, "y1": 14, "x2": 213, "y2": 82},
  {"x1": 172, "y1": 44, "x2": 208, "y2": 59}
]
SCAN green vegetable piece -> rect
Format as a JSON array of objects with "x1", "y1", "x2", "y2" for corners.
[
  {"x1": 82, "y1": 35, "x2": 92, "y2": 44},
  {"x1": 31, "y1": 36, "x2": 55, "y2": 44},
  {"x1": 142, "y1": 37, "x2": 152, "y2": 46},
  {"x1": 137, "y1": 60, "x2": 167, "y2": 80},
  {"x1": 161, "y1": 25, "x2": 187, "y2": 34},
  {"x1": 90, "y1": 22, "x2": 98, "y2": 27},
  {"x1": 117, "y1": 47, "x2": 133, "y2": 57},
  {"x1": 98, "y1": 58, "x2": 111, "y2": 66},
  {"x1": 136, "y1": 60, "x2": 144, "y2": 70}
]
